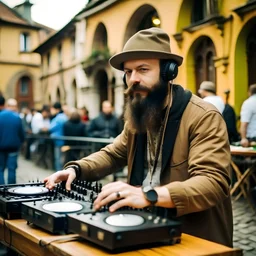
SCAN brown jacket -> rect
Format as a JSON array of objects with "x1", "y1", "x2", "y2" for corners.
[{"x1": 71, "y1": 94, "x2": 233, "y2": 247}]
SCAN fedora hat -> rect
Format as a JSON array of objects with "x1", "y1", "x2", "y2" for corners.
[{"x1": 109, "y1": 27, "x2": 183, "y2": 71}]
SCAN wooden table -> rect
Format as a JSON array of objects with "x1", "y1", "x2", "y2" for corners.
[
  {"x1": 230, "y1": 146, "x2": 256, "y2": 202},
  {"x1": 0, "y1": 218, "x2": 242, "y2": 256}
]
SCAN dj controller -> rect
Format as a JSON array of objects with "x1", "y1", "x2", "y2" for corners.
[
  {"x1": 0, "y1": 182, "x2": 52, "y2": 219},
  {"x1": 0, "y1": 181, "x2": 182, "y2": 251},
  {"x1": 22, "y1": 180, "x2": 100, "y2": 233},
  {"x1": 68, "y1": 209, "x2": 182, "y2": 251}
]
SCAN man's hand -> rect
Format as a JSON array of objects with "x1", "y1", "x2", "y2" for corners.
[
  {"x1": 241, "y1": 138, "x2": 249, "y2": 147},
  {"x1": 44, "y1": 168, "x2": 76, "y2": 190},
  {"x1": 93, "y1": 181, "x2": 150, "y2": 212}
]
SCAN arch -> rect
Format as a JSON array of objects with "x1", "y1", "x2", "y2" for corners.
[
  {"x1": 234, "y1": 17, "x2": 256, "y2": 112},
  {"x1": 56, "y1": 88, "x2": 61, "y2": 103},
  {"x1": 5, "y1": 70, "x2": 35, "y2": 109},
  {"x1": 186, "y1": 36, "x2": 216, "y2": 93},
  {"x1": 94, "y1": 69, "x2": 109, "y2": 111},
  {"x1": 176, "y1": 0, "x2": 192, "y2": 32},
  {"x1": 123, "y1": 4, "x2": 160, "y2": 46},
  {"x1": 92, "y1": 22, "x2": 108, "y2": 51},
  {"x1": 70, "y1": 79, "x2": 77, "y2": 108},
  {"x1": 176, "y1": 0, "x2": 219, "y2": 32},
  {"x1": 16, "y1": 76, "x2": 33, "y2": 110}
]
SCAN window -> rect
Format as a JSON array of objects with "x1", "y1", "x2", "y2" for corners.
[
  {"x1": 47, "y1": 52, "x2": 51, "y2": 68},
  {"x1": 20, "y1": 33, "x2": 30, "y2": 52},
  {"x1": 194, "y1": 37, "x2": 216, "y2": 93},
  {"x1": 71, "y1": 37, "x2": 76, "y2": 59},
  {"x1": 20, "y1": 77, "x2": 29, "y2": 95},
  {"x1": 191, "y1": 0, "x2": 218, "y2": 24},
  {"x1": 58, "y1": 44, "x2": 62, "y2": 65}
]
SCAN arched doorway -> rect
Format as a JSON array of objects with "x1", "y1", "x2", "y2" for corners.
[
  {"x1": 247, "y1": 23, "x2": 256, "y2": 86},
  {"x1": 194, "y1": 37, "x2": 216, "y2": 93},
  {"x1": 123, "y1": 5, "x2": 160, "y2": 47},
  {"x1": 16, "y1": 76, "x2": 33, "y2": 110},
  {"x1": 234, "y1": 17, "x2": 256, "y2": 112},
  {"x1": 94, "y1": 70, "x2": 108, "y2": 111}
]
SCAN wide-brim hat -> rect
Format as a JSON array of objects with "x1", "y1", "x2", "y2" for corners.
[{"x1": 109, "y1": 27, "x2": 183, "y2": 71}]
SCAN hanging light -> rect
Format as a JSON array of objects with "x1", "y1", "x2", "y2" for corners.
[{"x1": 152, "y1": 16, "x2": 161, "y2": 26}]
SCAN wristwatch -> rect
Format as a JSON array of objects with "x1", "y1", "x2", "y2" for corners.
[
  {"x1": 64, "y1": 165, "x2": 81, "y2": 179},
  {"x1": 142, "y1": 185, "x2": 158, "y2": 205}
]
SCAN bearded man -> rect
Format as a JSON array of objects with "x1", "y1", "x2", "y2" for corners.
[{"x1": 44, "y1": 27, "x2": 233, "y2": 247}]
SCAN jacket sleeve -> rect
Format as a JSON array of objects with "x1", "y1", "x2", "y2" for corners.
[
  {"x1": 65, "y1": 124, "x2": 128, "y2": 181},
  {"x1": 166, "y1": 110, "x2": 231, "y2": 217}
]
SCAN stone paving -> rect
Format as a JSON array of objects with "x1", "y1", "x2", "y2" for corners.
[
  {"x1": 232, "y1": 198, "x2": 256, "y2": 256},
  {"x1": 2, "y1": 155, "x2": 256, "y2": 255}
]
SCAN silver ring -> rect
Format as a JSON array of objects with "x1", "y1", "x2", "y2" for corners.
[{"x1": 116, "y1": 191, "x2": 121, "y2": 198}]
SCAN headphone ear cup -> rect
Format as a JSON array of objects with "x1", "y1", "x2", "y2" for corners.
[
  {"x1": 123, "y1": 74, "x2": 128, "y2": 88},
  {"x1": 161, "y1": 61, "x2": 178, "y2": 81}
]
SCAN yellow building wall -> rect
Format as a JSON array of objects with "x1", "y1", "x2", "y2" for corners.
[
  {"x1": 0, "y1": 23, "x2": 42, "y2": 108},
  {"x1": 82, "y1": 0, "x2": 255, "y2": 117}
]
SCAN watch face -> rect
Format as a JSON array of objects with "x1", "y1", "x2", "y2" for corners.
[{"x1": 143, "y1": 186, "x2": 158, "y2": 204}]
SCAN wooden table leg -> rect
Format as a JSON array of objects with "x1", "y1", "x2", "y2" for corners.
[
  {"x1": 230, "y1": 161, "x2": 248, "y2": 199},
  {"x1": 231, "y1": 166, "x2": 255, "y2": 197}
]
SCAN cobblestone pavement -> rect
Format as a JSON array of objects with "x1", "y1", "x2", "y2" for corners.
[
  {"x1": 2, "y1": 156, "x2": 256, "y2": 255},
  {"x1": 232, "y1": 198, "x2": 256, "y2": 256}
]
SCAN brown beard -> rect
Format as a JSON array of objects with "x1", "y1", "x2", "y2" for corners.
[{"x1": 124, "y1": 79, "x2": 169, "y2": 133}]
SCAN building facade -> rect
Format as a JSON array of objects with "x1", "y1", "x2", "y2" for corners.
[
  {"x1": 36, "y1": 0, "x2": 256, "y2": 118},
  {"x1": 0, "y1": 0, "x2": 54, "y2": 109}
]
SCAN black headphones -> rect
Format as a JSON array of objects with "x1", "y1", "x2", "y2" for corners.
[
  {"x1": 123, "y1": 60, "x2": 178, "y2": 88},
  {"x1": 160, "y1": 60, "x2": 178, "y2": 82}
]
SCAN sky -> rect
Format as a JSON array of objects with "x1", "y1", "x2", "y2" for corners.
[{"x1": 2, "y1": 0, "x2": 87, "y2": 30}]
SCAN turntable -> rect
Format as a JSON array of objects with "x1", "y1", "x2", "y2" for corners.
[
  {"x1": 0, "y1": 182, "x2": 52, "y2": 219},
  {"x1": 22, "y1": 198, "x2": 92, "y2": 234},
  {"x1": 21, "y1": 180, "x2": 101, "y2": 233},
  {"x1": 67, "y1": 210, "x2": 182, "y2": 251}
]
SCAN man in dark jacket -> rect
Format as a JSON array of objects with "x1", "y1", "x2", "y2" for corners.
[
  {"x1": 0, "y1": 96, "x2": 25, "y2": 184},
  {"x1": 87, "y1": 100, "x2": 122, "y2": 139}
]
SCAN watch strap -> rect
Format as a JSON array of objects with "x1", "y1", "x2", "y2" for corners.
[{"x1": 64, "y1": 164, "x2": 81, "y2": 179}]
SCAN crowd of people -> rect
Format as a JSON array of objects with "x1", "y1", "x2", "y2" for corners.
[
  {"x1": 0, "y1": 95, "x2": 123, "y2": 183},
  {"x1": 1, "y1": 27, "x2": 256, "y2": 249}
]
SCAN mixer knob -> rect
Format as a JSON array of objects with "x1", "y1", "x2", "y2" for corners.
[{"x1": 82, "y1": 188, "x2": 87, "y2": 195}]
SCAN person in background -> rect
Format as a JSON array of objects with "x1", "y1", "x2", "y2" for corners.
[
  {"x1": 79, "y1": 106, "x2": 89, "y2": 123},
  {"x1": 49, "y1": 102, "x2": 68, "y2": 171},
  {"x1": 29, "y1": 105, "x2": 51, "y2": 154},
  {"x1": 31, "y1": 105, "x2": 51, "y2": 135},
  {"x1": 222, "y1": 90, "x2": 240, "y2": 143},
  {"x1": 63, "y1": 109, "x2": 87, "y2": 162},
  {"x1": 240, "y1": 84, "x2": 256, "y2": 147},
  {"x1": 6, "y1": 98, "x2": 19, "y2": 112},
  {"x1": 198, "y1": 81, "x2": 225, "y2": 114},
  {"x1": 19, "y1": 107, "x2": 32, "y2": 159},
  {"x1": 44, "y1": 27, "x2": 233, "y2": 247},
  {"x1": 87, "y1": 100, "x2": 122, "y2": 139},
  {"x1": 20, "y1": 107, "x2": 32, "y2": 134},
  {"x1": 0, "y1": 96, "x2": 24, "y2": 184}
]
